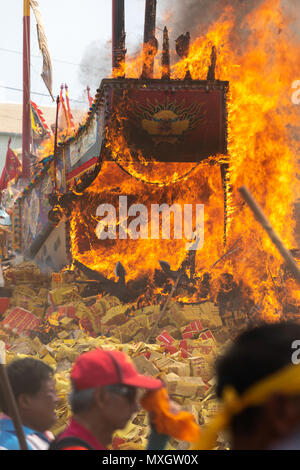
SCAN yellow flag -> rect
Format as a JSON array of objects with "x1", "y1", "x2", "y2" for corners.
[{"x1": 30, "y1": 0, "x2": 54, "y2": 101}]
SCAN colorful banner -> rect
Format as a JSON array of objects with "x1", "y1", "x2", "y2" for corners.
[{"x1": 31, "y1": 101, "x2": 51, "y2": 140}]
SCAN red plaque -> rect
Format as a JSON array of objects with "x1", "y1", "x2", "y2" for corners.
[{"x1": 111, "y1": 82, "x2": 228, "y2": 162}]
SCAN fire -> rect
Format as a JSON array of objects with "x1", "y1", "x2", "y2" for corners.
[
  {"x1": 70, "y1": 0, "x2": 300, "y2": 320},
  {"x1": 37, "y1": 125, "x2": 80, "y2": 162},
  {"x1": 112, "y1": 42, "x2": 160, "y2": 79},
  {"x1": 47, "y1": 312, "x2": 61, "y2": 327}
]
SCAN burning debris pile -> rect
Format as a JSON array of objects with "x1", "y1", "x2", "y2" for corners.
[{"x1": 0, "y1": 260, "x2": 238, "y2": 449}]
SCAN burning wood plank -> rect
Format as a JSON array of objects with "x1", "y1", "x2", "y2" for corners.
[
  {"x1": 239, "y1": 186, "x2": 300, "y2": 286},
  {"x1": 73, "y1": 259, "x2": 146, "y2": 303},
  {"x1": 112, "y1": 0, "x2": 126, "y2": 76},
  {"x1": 141, "y1": 0, "x2": 158, "y2": 79},
  {"x1": 207, "y1": 46, "x2": 217, "y2": 81}
]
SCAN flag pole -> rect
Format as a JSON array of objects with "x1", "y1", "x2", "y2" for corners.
[
  {"x1": 22, "y1": 0, "x2": 31, "y2": 180},
  {"x1": 53, "y1": 95, "x2": 60, "y2": 191}
]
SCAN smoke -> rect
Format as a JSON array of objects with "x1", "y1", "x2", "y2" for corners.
[
  {"x1": 162, "y1": 0, "x2": 265, "y2": 38},
  {"x1": 160, "y1": 0, "x2": 300, "y2": 45},
  {"x1": 77, "y1": 1, "x2": 266, "y2": 90},
  {"x1": 78, "y1": 0, "x2": 300, "y2": 92}
]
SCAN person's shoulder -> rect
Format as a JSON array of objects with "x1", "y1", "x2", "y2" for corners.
[
  {"x1": 0, "y1": 431, "x2": 21, "y2": 450},
  {"x1": 0, "y1": 418, "x2": 19, "y2": 449},
  {"x1": 0, "y1": 419, "x2": 44, "y2": 450}
]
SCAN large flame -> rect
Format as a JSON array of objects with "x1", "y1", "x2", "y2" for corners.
[{"x1": 70, "y1": 0, "x2": 300, "y2": 320}]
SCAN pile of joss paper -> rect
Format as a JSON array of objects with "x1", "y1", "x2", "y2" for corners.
[{"x1": 0, "y1": 261, "x2": 233, "y2": 450}]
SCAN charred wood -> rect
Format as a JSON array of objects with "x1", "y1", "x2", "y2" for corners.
[
  {"x1": 176, "y1": 32, "x2": 190, "y2": 58},
  {"x1": 141, "y1": 0, "x2": 158, "y2": 79},
  {"x1": 239, "y1": 186, "x2": 300, "y2": 286},
  {"x1": 161, "y1": 27, "x2": 170, "y2": 79},
  {"x1": 175, "y1": 32, "x2": 191, "y2": 80},
  {"x1": 48, "y1": 158, "x2": 103, "y2": 224},
  {"x1": 207, "y1": 46, "x2": 217, "y2": 81},
  {"x1": 73, "y1": 259, "x2": 146, "y2": 303},
  {"x1": 112, "y1": 0, "x2": 126, "y2": 75},
  {"x1": 216, "y1": 273, "x2": 243, "y2": 325}
]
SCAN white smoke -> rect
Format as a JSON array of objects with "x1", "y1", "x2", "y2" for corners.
[
  {"x1": 79, "y1": 40, "x2": 112, "y2": 95},
  {"x1": 78, "y1": 0, "x2": 300, "y2": 90}
]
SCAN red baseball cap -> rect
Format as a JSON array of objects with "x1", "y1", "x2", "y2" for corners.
[{"x1": 71, "y1": 348, "x2": 163, "y2": 390}]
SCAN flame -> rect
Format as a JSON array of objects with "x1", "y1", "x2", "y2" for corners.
[{"x1": 69, "y1": 0, "x2": 300, "y2": 320}]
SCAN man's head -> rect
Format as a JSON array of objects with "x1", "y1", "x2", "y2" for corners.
[
  {"x1": 69, "y1": 349, "x2": 162, "y2": 444},
  {"x1": 216, "y1": 321, "x2": 300, "y2": 449},
  {"x1": 0, "y1": 358, "x2": 58, "y2": 433}
]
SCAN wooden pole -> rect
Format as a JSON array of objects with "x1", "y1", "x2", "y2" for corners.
[
  {"x1": 112, "y1": 0, "x2": 125, "y2": 75},
  {"x1": 0, "y1": 342, "x2": 28, "y2": 450},
  {"x1": 142, "y1": 0, "x2": 157, "y2": 79},
  {"x1": 22, "y1": 0, "x2": 31, "y2": 180},
  {"x1": 239, "y1": 186, "x2": 300, "y2": 286},
  {"x1": 161, "y1": 27, "x2": 170, "y2": 79}
]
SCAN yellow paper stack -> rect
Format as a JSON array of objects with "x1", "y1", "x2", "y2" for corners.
[{"x1": 0, "y1": 261, "x2": 234, "y2": 449}]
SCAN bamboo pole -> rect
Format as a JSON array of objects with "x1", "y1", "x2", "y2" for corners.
[
  {"x1": 239, "y1": 186, "x2": 300, "y2": 285},
  {"x1": 0, "y1": 341, "x2": 28, "y2": 450}
]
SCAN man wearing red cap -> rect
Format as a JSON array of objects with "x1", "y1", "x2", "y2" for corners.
[{"x1": 50, "y1": 349, "x2": 167, "y2": 450}]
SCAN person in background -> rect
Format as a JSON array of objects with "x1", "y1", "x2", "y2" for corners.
[
  {"x1": 50, "y1": 348, "x2": 170, "y2": 450},
  {"x1": 194, "y1": 321, "x2": 300, "y2": 450},
  {"x1": 0, "y1": 357, "x2": 58, "y2": 450}
]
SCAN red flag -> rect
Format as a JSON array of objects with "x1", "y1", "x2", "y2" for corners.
[
  {"x1": 65, "y1": 84, "x2": 75, "y2": 128},
  {"x1": 87, "y1": 86, "x2": 93, "y2": 108},
  {"x1": 0, "y1": 139, "x2": 22, "y2": 191}
]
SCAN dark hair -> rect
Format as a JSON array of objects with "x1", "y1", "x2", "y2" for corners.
[
  {"x1": 0, "y1": 358, "x2": 54, "y2": 414},
  {"x1": 216, "y1": 321, "x2": 300, "y2": 434}
]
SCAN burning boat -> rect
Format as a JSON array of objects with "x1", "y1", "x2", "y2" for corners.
[{"x1": 12, "y1": 0, "x2": 300, "y2": 326}]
